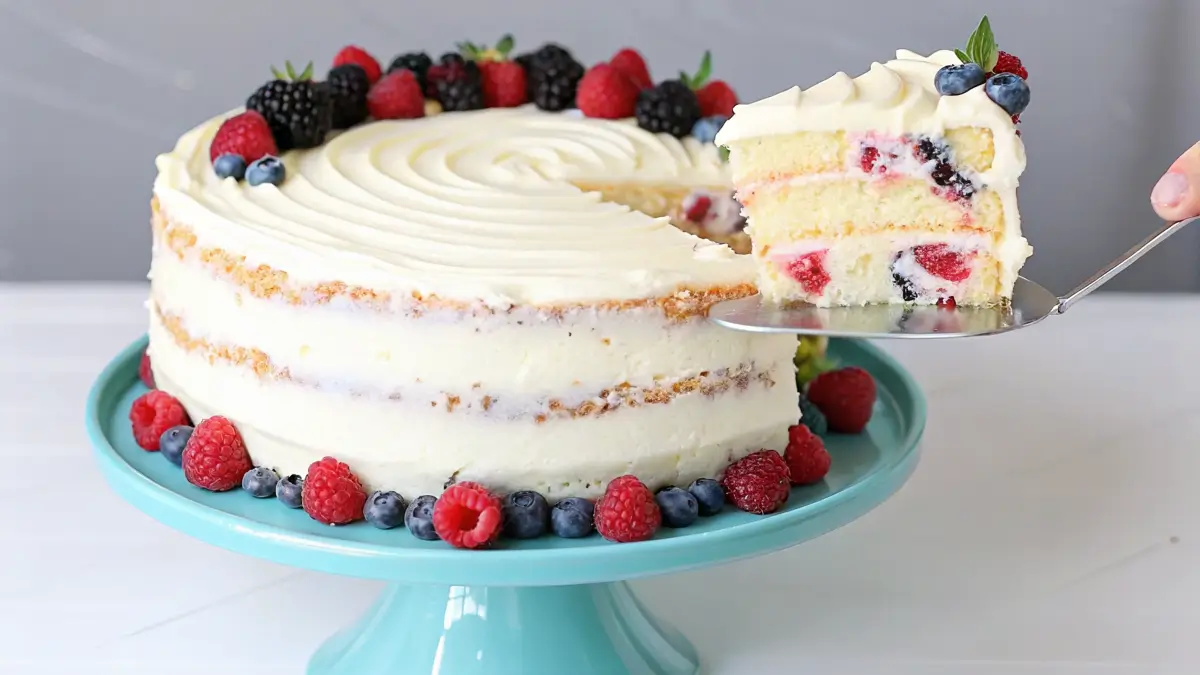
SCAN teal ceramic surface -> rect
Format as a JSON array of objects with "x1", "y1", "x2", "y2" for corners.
[{"x1": 87, "y1": 336, "x2": 925, "y2": 675}]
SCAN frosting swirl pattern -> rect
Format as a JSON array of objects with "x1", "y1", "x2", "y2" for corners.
[{"x1": 154, "y1": 107, "x2": 747, "y2": 307}]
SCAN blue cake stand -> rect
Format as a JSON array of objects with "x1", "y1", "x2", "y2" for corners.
[{"x1": 87, "y1": 337, "x2": 925, "y2": 675}]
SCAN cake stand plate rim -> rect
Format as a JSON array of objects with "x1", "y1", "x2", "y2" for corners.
[{"x1": 86, "y1": 335, "x2": 925, "y2": 586}]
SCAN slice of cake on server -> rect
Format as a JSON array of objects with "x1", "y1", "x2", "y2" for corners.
[{"x1": 715, "y1": 17, "x2": 1032, "y2": 308}]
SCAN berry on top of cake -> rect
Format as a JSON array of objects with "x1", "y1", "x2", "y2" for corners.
[{"x1": 716, "y1": 16, "x2": 1031, "y2": 308}]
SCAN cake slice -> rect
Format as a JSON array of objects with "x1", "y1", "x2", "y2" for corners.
[{"x1": 716, "y1": 18, "x2": 1032, "y2": 307}]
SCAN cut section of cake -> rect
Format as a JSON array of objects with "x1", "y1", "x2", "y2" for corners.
[{"x1": 716, "y1": 18, "x2": 1032, "y2": 307}]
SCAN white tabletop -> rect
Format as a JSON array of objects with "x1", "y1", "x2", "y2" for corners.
[{"x1": 4, "y1": 284, "x2": 1197, "y2": 675}]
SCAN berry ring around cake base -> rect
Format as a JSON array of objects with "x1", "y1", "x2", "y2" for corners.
[{"x1": 87, "y1": 337, "x2": 925, "y2": 675}]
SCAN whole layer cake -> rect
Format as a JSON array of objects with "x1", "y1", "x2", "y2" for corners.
[
  {"x1": 715, "y1": 18, "x2": 1033, "y2": 307},
  {"x1": 147, "y1": 42, "x2": 798, "y2": 501}
]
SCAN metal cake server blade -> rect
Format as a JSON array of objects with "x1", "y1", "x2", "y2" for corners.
[{"x1": 708, "y1": 216, "x2": 1197, "y2": 338}]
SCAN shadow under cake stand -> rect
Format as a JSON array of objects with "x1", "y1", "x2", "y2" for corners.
[{"x1": 87, "y1": 337, "x2": 925, "y2": 675}]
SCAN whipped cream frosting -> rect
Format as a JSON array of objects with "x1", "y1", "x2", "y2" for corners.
[
  {"x1": 154, "y1": 106, "x2": 746, "y2": 307},
  {"x1": 715, "y1": 49, "x2": 1031, "y2": 292},
  {"x1": 715, "y1": 50, "x2": 1025, "y2": 178}
]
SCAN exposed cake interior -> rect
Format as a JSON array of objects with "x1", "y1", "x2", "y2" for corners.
[{"x1": 716, "y1": 49, "x2": 1032, "y2": 307}]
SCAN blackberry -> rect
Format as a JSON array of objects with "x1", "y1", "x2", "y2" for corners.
[
  {"x1": 635, "y1": 80, "x2": 702, "y2": 138},
  {"x1": 246, "y1": 62, "x2": 332, "y2": 151},
  {"x1": 915, "y1": 136, "x2": 976, "y2": 201},
  {"x1": 431, "y1": 59, "x2": 484, "y2": 112},
  {"x1": 387, "y1": 51, "x2": 433, "y2": 90},
  {"x1": 914, "y1": 137, "x2": 946, "y2": 163},
  {"x1": 891, "y1": 253, "x2": 918, "y2": 302},
  {"x1": 519, "y1": 43, "x2": 584, "y2": 111},
  {"x1": 327, "y1": 64, "x2": 370, "y2": 129}
]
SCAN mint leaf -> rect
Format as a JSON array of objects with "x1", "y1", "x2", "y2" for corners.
[
  {"x1": 495, "y1": 34, "x2": 514, "y2": 56},
  {"x1": 954, "y1": 49, "x2": 971, "y2": 64},
  {"x1": 718, "y1": 146, "x2": 730, "y2": 162},
  {"x1": 694, "y1": 51, "x2": 712, "y2": 86},
  {"x1": 963, "y1": 15, "x2": 998, "y2": 71},
  {"x1": 681, "y1": 51, "x2": 714, "y2": 90}
]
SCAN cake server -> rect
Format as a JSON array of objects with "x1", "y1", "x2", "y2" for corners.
[{"x1": 708, "y1": 216, "x2": 1197, "y2": 339}]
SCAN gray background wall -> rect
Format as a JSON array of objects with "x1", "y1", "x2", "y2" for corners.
[{"x1": 1, "y1": 0, "x2": 1197, "y2": 295}]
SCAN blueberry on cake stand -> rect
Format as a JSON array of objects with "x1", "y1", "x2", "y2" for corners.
[
  {"x1": 711, "y1": 216, "x2": 1197, "y2": 338},
  {"x1": 87, "y1": 337, "x2": 924, "y2": 675}
]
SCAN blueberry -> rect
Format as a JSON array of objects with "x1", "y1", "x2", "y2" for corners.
[
  {"x1": 276, "y1": 474, "x2": 304, "y2": 508},
  {"x1": 213, "y1": 153, "x2": 247, "y2": 180},
  {"x1": 364, "y1": 490, "x2": 407, "y2": 530},
  {"x1": 242, "y1": 467, "x2": 279, "y2": 498},
  {"x1": 405, "y1": 495, "x2": 440, "y2": 541},
  {"x1": 158, "y1": 425, "x2": 193, "y2": 466},
  {"x1": 798, "y1": 394, "x2": 828, "y2": 435},
  {"x1": 687, "y1": 478, "x2": 725, "y2": 517},
  {"x1": 550, "y1": 497, "x2": 595, "y2": 538},
  {"x1": 502, "y1": 490, "x2": 550, "y2": 539},
  {"x1": 690, "y1": 115, "x2": 728, "y2": 145},
  {"x1": 934, "y1": 63, "x2": 986, "y2": 96},
  {"x1": 655, "y1": 486, "x2": 699, "y2": 528},
  {"x1": 984, "y1": 73, "x2": 1030, "y2": 116},
  {"x1": 245, "y1": 155, "x2": 286, "y2": 187}
]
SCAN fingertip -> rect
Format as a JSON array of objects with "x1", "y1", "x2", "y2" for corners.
[
  {"x1": 1153, "y1": 141, "x2": 1200, "y2": 220},
  {"x1": 1151, "y1": 171, "x2": 1193, "y2": 220}
]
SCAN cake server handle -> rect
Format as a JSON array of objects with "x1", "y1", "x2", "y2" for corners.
[{"x1": 1054, "y1": 216, "x2": 1199, "y2": 315}]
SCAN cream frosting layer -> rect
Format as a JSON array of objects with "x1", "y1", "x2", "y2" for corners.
[
  {"x1": 715, "y1": 50, "x2": 1029, "y2": 296},
  {"x1": 151, "y1": 251, "x2": 790, "y2": 395},
  {"x1": 154, "y1": 106, "x2": 747, "y2": 308},
  {"x1": 148, "y1": 307, "x2": 796, "y2": 500}
]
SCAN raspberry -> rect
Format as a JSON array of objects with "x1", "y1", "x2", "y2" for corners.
[
  {"x1": 991, "y1": 51, "x2": 1027, "y2": 80},
  {"x1": 367, "y1": 70, "x2": 426, "y2": 120},
  {"x1": 609, "y1": 48, "x2": 652, "y2": 90},
  {"x1": 129, "y1": 390, "x2": 187, "y2": 451},
  {"x1": 479, "y1": 60, "x2": 527, "y2": 108},
  {"x1": 859, "y1": 146, "x2": 881, "y2": 174},
  {"x1": 433, "y1": 481, "x2": 503, "y2": 549},
  {"x1": 806, "y1": 367, "x2": 877, "y2": 434},
  {"x1": 785, "y1": 425, "x2": 832, "y2": 485},
  {"x1": 783, "y1": 251, "x2": 832, "y2": 295},
  {"x1": 332, "y1": 45, "x2": 382, "y2": 85},
  {"x1": 302, "y1": 457, "x2": 367, "y2": 525},
  {"x1": 684, "y1": 194, "x2": 712, "y2": 222},
  {"x1": 138, "y1": 350, "x2": 155, "y2": 388},
  {"x1": 696, "y1": 80, "x2": 737, "y2": 118},
  {"x1": 208, "y1": 110, "x2": 278, "y2": 164},
  {"x1": 181, "y1": 416, "x2": 253, "y2": 491},
  {"x1": 722, "y1": 450, "x2": 791, "y2": 514},
  {"x1": 576, "y1": 63, "x2": 639, "y2": 119},
  {"x1": 594, "y1": 475, "x2": 661, "y2": 543},
  {"x1": 913, "y1": 244, "x2": 972, "y2": 282}
]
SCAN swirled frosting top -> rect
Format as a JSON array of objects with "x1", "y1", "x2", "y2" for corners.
[
  {"x1": 153, "y1": 106, "x2": 746, "y2": 307},
  {"x1": 715, "y1": 49, "x2": 1025, "y2": 184}
]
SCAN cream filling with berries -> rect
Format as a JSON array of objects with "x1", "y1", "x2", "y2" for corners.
[{"x1": 716, "y1": 49, "x2": 1031, "y2": 294}]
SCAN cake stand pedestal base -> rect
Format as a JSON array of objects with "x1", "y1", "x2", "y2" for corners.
[{"x1": 309, "y1": 582, "x2": 697, "y2": 675}]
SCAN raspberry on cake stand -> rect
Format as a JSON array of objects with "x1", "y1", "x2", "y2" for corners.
[
  {"x1": 710, "y1": 216, "x2": 1199, "y2": 339},
  {"x1": 87, "y1": 336, "x2": 925, "y2": 675}
]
